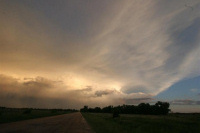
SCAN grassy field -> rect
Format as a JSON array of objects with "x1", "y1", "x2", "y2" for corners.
[
  {"x1": 0, "y1": 108, "x2": 76, "y2": 124},
  {"x1": 82, "y1": 113, "x2": 200, "y2": 133}
]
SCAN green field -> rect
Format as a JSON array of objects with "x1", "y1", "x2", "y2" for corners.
[
  {"x1": 82, "y1": 113, "x2": 200, "y2": 133},
  {"x1": 0, "y1": 108, "x2": 76, "y2": 124}
]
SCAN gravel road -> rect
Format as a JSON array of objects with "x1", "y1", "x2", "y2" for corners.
[{"x1": 0, "y1": 112, "x2": 94, "y2": 133}]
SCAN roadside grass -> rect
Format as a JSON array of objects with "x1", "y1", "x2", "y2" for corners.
[
  {"x1": 0, "y1": 108, "x2": 75, "y2": 124},
  {"x1": 82, "y1": 113, "x2": 200, "y2": 133}
]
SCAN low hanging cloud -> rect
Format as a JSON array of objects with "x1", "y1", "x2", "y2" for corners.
[
  {"x1": 0, "y1": 74, "x2": 151, "y2": 108},
  {"x1": 123, "y1": 97, "x2": 154, "y2": 104},
  {"x1": 0, "y1": 74, "x2": 94, "y2": 108},
  {"x1": 95, "y1": 89, "x2": 116, "y2": 97},
  {"x1": 0, "y1": 74, "x2": 128, "y2": 108},
  {"x1": 171, "y1": 99, "x2": 200, "y2": 105},
  {"x1": 78, "y1": 86, "x2": 93, "y2": 92}
]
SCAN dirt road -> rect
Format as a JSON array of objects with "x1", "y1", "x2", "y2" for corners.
[{"x1": 0, "y1": 112, "x2": 94, "y2": 133}]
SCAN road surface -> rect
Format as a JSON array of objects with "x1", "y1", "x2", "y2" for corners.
[{"x1": 0, "y1": 112, "x2": 94, "y2": 133}]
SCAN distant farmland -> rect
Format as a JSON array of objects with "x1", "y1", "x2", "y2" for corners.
[
  {"x1": 0, "y1": 107, "x2": 77, "y2": 124},
  {"x1": 82, "y1": 113, "x2": 200, "y2": 133}
]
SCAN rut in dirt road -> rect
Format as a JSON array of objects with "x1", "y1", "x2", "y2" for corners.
[{"x1": 0, "y1": 112, "x2": 94, "y2": 133}]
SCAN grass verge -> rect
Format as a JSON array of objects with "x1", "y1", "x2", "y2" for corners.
[{"x1": 82, "y1": 113, "x2": 200, "y2": 133}]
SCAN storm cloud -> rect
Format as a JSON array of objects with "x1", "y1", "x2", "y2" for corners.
[
  {"x1": 95, "y1": 90, "x2": 115, "y2": 97},
  {"x1": 0, "y1": 0, "x2": 200, "y2": 110},
  {"x1": 124, "y1": 98, "x2": 154, "y2": 104}
]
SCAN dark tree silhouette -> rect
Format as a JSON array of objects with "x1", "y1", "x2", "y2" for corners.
[
  {"x1": 112, "y1": 107, "x2": 120, "y2": 118},
  {"x1": 80, "y1": 106, "x2": 88, "y2": 112},
  {"x1": 80, "y1": 101, "x2": 170, "y2": 115}
]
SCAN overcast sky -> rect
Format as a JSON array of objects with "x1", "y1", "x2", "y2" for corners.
[{"x1": 0, "y1": 0, "x2": 200, "y2": 112}]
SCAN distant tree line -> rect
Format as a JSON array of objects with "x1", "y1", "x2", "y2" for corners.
[
  {"x1": 80, "y1": 101, "x2": 170, "y2": 115},
  {"x1": 0, "y1": 107, "x2": 78, "y2": 115}
]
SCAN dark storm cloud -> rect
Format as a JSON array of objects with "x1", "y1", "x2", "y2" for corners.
[
  {"x1": 23, "y1": 77, "x2": 54, "y2": 89},
  {"x1": 95, "y1": 90, "x2": 115, "y2": 97},
  {"x1": 24, "y1": 78, "x2": 34, "y2": 80},
  {"x1": 79, "y1": 86, "x2": 93, "y2": 92},
  {"x1": 124, "y1": 98, "x2": 154, "y2": 104},
  {"x1": 0, "y1": 74, "x2": 87, "y2": 108},
  {"x1": 0, "y1": 75, "x2": 55, "y2": 96},
  {"x1": 0, "y1": 74, "x2": 52, "y2": 107},
  {"x1": 75, "y1": 86, "x2": 93, "y2": 93},
  {"x1": 0, "y1": 93, "x2": 81, "y2": 109}
]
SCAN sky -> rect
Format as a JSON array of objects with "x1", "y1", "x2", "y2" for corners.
[{"x1": 0, "y1": 0, "x2": 200, "y2": 112}]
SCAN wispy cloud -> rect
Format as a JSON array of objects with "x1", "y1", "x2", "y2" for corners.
[
  {"x1": 190, "y1": 88, "x2": 198, "y2": 92},
  {"x1": 171, "y1": 99, "x2": 200, "y2": 105}
]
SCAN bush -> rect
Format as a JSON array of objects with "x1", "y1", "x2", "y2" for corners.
[
  {"x1": 23, "y1": 109, "x2": 32, "y2": 114},
  {"x1": 113, "y1": 108, "x2": 120, "y2": 118}
]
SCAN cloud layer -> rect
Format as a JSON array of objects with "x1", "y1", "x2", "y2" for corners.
[{"x1": 0, "y1": 0, "x2": 200, "y2": 110}]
